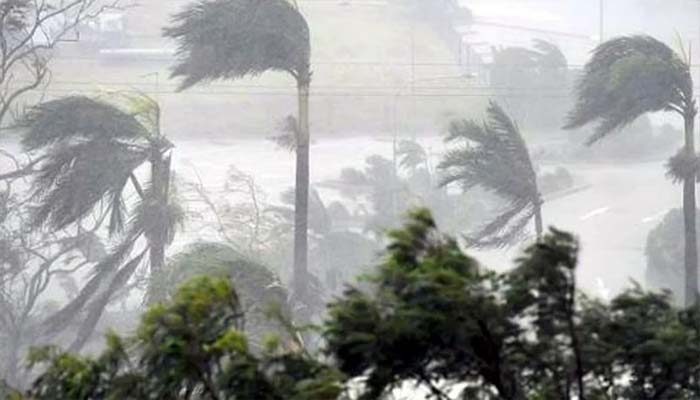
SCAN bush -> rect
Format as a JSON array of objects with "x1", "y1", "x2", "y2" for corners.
[{"x1": 160, "y1": 242, "x2": 290, "y2": 351}]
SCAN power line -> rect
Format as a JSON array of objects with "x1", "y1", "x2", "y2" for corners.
[
  {"x1": 51, "y1": 53, "x2": 700, "y2": 70},
  {"x1": 8, "y1": 79, "x2": 579, "y2": 91},
  {"x1": 9, "y1": 86, "x2": 575, "y2": 98},
  {"x1": 14, "y1": 77, "x2": 700, "y2": 93},
  {"x1": 14, "y1": 79, "x2": 700, "y2": 98}
]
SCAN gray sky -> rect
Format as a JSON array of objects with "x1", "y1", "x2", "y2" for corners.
[{"x1": 463, "y1": 0, "x2": 700, "y2": 65}]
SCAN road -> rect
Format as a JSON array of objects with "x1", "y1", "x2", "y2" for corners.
[{"x1": 475, "y1": 159, "x2": 676, "y2": 298}]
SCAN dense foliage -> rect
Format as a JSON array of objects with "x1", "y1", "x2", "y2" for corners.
[
  {"x1": 325, "y1": 209, "x2": 700, "y2": 399},
  {"x1": 12, "y1": 209, "x2": 699, "y2": 400},
  {"x1": 162, "y1": 242, "x2": 292, "y2": 350},
  {"x1": 24, "y1": 276, "x2": 342, "y2": 400}
]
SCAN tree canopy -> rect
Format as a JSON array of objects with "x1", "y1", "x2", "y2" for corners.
[
  {"x1": 26, "y1": 276, "x2": 342, "y2": 400},
  {"x1": 325, "y1": 209, "x2": 700, "y2": 399},
  {"x1": 164, "y1": 0, "x2": 311, "y2": 89},
  {"x1": 18, "y1": 94, "x2": 183, "y2": 351},
  {"x1": 564, "y1": 35, "x2": 692, "y2": 144},
  {"x1": 12, "y1": 209, "x2": 700, "y2": 399}
]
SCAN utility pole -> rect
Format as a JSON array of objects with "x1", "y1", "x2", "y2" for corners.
[
  {"x1": 410, "y1": 14, "x2": 416, "y2": 139},
  {"x1": 599, "y1": 0, "x2": 604, "y2": 44}
]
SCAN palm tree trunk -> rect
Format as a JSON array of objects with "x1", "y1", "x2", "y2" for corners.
[
  {"x1": 683, "y1": 111, "x2": 698, "y2": 307},
  {"x1": 147, "y1": 152, "x2": 171, "y2": 304},
  {"x1": 293, "y1": 75, "x2": 311, "y2": 304},
  {"x1": 534, "y1": 201, "x2": 543, "y2": 240}
]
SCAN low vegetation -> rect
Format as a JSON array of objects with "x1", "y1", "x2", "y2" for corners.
[{"x1": 7, "y1": 210, "x2": 698, "y2": 400}]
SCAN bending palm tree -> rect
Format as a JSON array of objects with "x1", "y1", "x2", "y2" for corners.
[
  {"x1": 164, "y1": 0, "x2": 313, "y2": 302},
  {"x1": 21, "y1": 94, "x2": 182, "y2": 349},
  {"x1": 439, "y1": 101, "x2": 543, "y2": 248},
  {"x1": 564, "y1": 35, "x2": 698, "y2": 306}
]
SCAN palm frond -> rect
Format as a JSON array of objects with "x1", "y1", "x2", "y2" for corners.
[
  {"x1": 666, "y1": 149, "x2": 700, "y2": 184},
  {"x1": 272, "y1": 187, "x2": 330, "y2": 234},
  {"x1": 69, "y1": 249, "x2": 148, "y2": 351},
  {"x1": 465, "y1": 200, "x2": 535, "y2": 248},
  {"x1": 130, "y1": 177, "x2": 185, "y2": 248},
  {"x1": 444, "y1": 119, "x2": 487, "y2": 143},
  {"x1": 27, "y1": 94, "x2": 179, "y2": 346},
  {"x1": 107, "y1": 92, "x2": 162, "y2": 137},
  {"x1": 269, "y1": 115, "x2": 298, "y2": 152},
  {"x1": 396, "y1": 140, "x2": 427, "y2": 171},
  {"x1": 107, "y1": 181, "x2": 128, "y2": 236},
  {"x1": 564, "y1": 35, "x2": 691, "y2": 143},
  {"x1": 439, "y1": 101, "x2": 539, "y2": 201},
  {"x1": 21, "y1": 94, "x2": 173, "y2": 232},
  {"x1": 164, "y1": 0, "x2": 311, "y2": 89},
  {"x1": 41, "y1": 238, "x2": 138, "y2": 335},
  {"x1": 20, "y1": 96, "x2": 149, "y2": 151},
  {"x1": 29, "y1": 140, "x2": 149, "y2": 231},
  {"x1": 439, "y1": 101, "x2": 541, "y2": 248},
  {"x1": 532, "y1": 39, "x2": 567, "y2": 68}
]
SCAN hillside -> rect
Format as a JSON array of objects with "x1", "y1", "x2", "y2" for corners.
[{"x1": 44, "y1": 0, "x2": 482, "y2": 139}]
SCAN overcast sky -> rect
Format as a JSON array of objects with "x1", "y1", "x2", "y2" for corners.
[{"x1": 463, "y1": 0, "x2": 700, "y2": 65}]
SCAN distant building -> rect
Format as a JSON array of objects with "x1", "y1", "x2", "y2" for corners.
[{"x1": 78, "y1": 12, "x2": 128, "y2": 49}]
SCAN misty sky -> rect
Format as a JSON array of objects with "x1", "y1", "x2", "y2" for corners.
[{"x1": 462, "y1": 0, "x2": 699, "y2": 65}]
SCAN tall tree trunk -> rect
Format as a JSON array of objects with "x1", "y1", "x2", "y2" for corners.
[
  {"x1": 534, "y1": 200, "x2": 543, "y2": 240},
  {"x1": 3, "y1": 327, "x2": 21, "y2": 386},
  {"x1": 683, "y1": 111, "x2": 698, "y2": 307},
  {"x1": 147, "y1": 152, "x2": 171, "y2": 304},
  {"x1": 293, "y1": 74, "x2": 311, "y2": 305},
  {"x1": 566, "y1": 272, "x2": 585, "y2": 400}
]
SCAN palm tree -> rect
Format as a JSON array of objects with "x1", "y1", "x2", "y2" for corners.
[
  {"x1": 439, "y1": 101, "x2": 543, "y2": 248},
  {"x1": 268, "y1": 187, "x2": 377, "y2": 294},
  {"x1": 163, "y1": 0, "x2": 312, "y2": 302},
  {"x1": 564, "y1": 35, "x2": 697, "y2": 306},
  {"x1": 490, "y1": 39, "x2": 569, "y2": 131},
  {"x1": 20, "y1": 93, "x2": 182, "y2": 350}
]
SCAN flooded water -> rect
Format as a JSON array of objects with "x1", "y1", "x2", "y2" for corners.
[
  {"x1": 171, "y1": 136, "x2": 675, "y2": 298},
  {"x1": 0, "y1": 135, "x2": 678, "y2": 300}
]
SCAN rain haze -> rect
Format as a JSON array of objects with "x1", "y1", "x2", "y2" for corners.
[{"x1": 1, "y1": 0, "x2": 700, "y2": 398}]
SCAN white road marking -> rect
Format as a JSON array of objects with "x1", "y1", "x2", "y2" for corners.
[
  {"x1": 641, "y1": 210, "x2": 668, "y2": 224},
  {"x1": 579, "y1": 207, "x2": 610, "y2": 221}
]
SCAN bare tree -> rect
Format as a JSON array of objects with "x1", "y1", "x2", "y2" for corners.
[
  {"x1": 184, "y1": 165, "x2": 276, "y2": 261},
  {"x1": 0, "y1": 0, "x2": 127, "y2": 129},
  {"x1": 0, "y1": 151, "x2": 104, "y2": 387}
]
